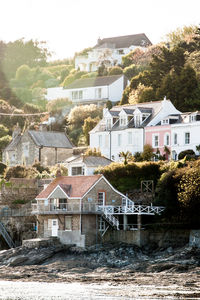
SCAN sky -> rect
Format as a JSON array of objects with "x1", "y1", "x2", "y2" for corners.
[{"x1": 1, "y1": 0, "x2": 200, "y2": 60}]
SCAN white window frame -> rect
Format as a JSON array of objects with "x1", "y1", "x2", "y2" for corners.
[
  {"x1": 118, "y1": 134, "x2": 122, "y2": 146},
  {"x1": 120, "y1": 116, "x2": 127, "y2": 126},
  {"x1": 95, "y1": 88, "x2": 102, "y2": 99},
  {"x1": 106, "y1": 118, "x2": 112, "y2": 130},
  {"x1": 153, "y1": 134, "x2": 159, "y2": 148},
  {"x1": 98, "y1": 135, "x2": 102, "y2": 147},
  {"x1": 65, "y1": 216, "x2": 72, "y2": 231},
  {"x1": 164, "y1": 133, "x2": 170, "y2": 146},
  {"x1": 127, "y1": 132, "x2": 132, "y2": 145},
  {"x1": 185, "y1": 132, "x2": 190, "y2": 145},
  {"x1": 173, "y1": 133, "x2": 178, "y2": 145}
]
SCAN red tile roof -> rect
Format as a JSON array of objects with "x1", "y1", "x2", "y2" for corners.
[{"x1": 36, "y1": 175, "x2": 102, "y2": 199}]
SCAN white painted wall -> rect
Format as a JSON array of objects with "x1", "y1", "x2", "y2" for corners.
[
  {"x1": 90, "y1": 128, "x2": 143, "y2": 161},
  {"x1": 75, "y1": 46, "x2": 146, "y2": 71},
  {"x1": 147, "y1": 100, "x2": 181, "y2": 126},
  {"x1": 171, "y1": 122, "x2": 200, "y2": 158},
  {"x1": 45, "y1": 87, "x2": 70, "y2": 101}
]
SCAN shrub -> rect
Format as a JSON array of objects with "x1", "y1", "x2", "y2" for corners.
[
  {"x1": 95, "y1": 161, "x2": 161, "y2": 193},
  {"x1": 32, "y1": 162, "x2": 50, "y2": 174},
  {"x1": 0, "y1": 162, "x2": 7, "y2": 175},
  {"x1": 4, "y1": 165, "x2": 39, "y2": 180},
  {"x1": 178, "y1": 149, "x2": 195, "y2": 159}
]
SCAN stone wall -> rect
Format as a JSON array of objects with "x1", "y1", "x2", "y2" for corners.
[
  {"x1": 103, "y1": 229, "x2": 190, "y2": 248},
  {"x1": 82, "y1": 178, "x2": 123, "y2": 206}
]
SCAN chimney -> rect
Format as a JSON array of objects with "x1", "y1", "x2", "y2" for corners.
[{"x1": 97, "y1": 37, "x2": 101, "y2": 45}]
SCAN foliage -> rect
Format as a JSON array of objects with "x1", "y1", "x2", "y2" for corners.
[
  {"x1": 84, "y1": 147, "x2": 102, "y2": 156},
  {"x1": 67, "y1": 104, "x2": 102, "y2": 131},
  {"x1": 123, "y1": 64, "x2": 144, "y2": 80},
  {"x1": 49, "y1": 164, "x2": 68, "y2": 177},
  {"x1": 82, "y1": 116, "x2": 100, "y2": 145},
  {"x1": 75, "y1": 47, "x2": 92, "y2": 57},
  {"x1": 4, "y1": 165, "x2": 39, "y2": 180},
  {"x1": 165, "y1": 25, "x2": 197, "y2": 48},
  {"x1": 0, "y1": 135, "x2": 12, "y2": 151},
  {"x1": 141, "y1": 144, "x2": 154, "y2": 161},
  {"x1": 46, "y1": 98, "x2": 72, "y2": 114},
  {"x1": 2, "y1": 38, "x2": 51, "y2": 79},
  {"x1": 108, "y1": 66, "x2": 123, "y2": 75},
  {"x1": 23, "y1": 103, "x2": 41, "y2": 114},
  {"x1": 32, "y1": 162, "x2": 50, "y2": 174},
  {"x1": 95, "y1": 161, "x2": 161, "y2": 193},
  {"x1": 119, "y1": 151, "x2": 133, "y2": 165},
  {"x1": 0, "y1": 162, "x2": 7, "y2": 175},
  {"x1": 178, "y1": 149, "x2": 195, "y2": 159},
  {"x1": 81, "y1": 72, "x2": 98, "y2": 79},
  {"x1": 62, "y1": 71, "x2": 87, "y2": 87}
]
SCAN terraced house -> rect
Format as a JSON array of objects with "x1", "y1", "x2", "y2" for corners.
[{"x1": 90, "y1": 98, "x2": 181, "y2": 161}]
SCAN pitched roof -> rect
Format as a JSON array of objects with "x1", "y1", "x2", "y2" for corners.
[
  {"x1": 64, "y1": 75, "x2": 123, "y2": 89},
  {"x1": 4, "y1": 134, "x2": 21, "y2": 151},
  {"x1": 28, "y1": 130, "x2": 73, "y2": 149},
  {"x1": 66, "y1": 155, "x2": 112, "y2": 167},
  {"x1": 36, "y1": 175, "x2": 102, "y2": 199},
  {"x1": 93, "y1": 33, "x2": 152, "y2": 49}
]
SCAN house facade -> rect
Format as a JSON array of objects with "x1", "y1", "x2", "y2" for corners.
[
  {"x1": 65, "y1": 155, "x2": 112, "y2": 176},
  {"x1": 89, "y1": 98, "x2": 181, "y2": 161},
  {"x1": 75, "y1": 33, "x2": 152, "y2": 72},
  {"x1": 63, "y1": 74, "x2": 128, "y2": 105},
  {"x1": 32, "y1": 174, "x2": 164, "y2": 247},
  {"x1": 3, "y1": 129, "x2": 74, "y2": 166},
  {"x1": 144, "y1": 111, "x2": 200, "y2": 160}
]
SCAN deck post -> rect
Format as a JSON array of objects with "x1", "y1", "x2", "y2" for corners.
[
  {"x1": 123, "y1": 214, "x2": 128, "y2": 230},
  {"x1": 137, "y1": 214, "x2": 142, "y2": 230}
]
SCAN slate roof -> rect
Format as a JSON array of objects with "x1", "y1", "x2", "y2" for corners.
[
  {"x1": 93, "y1": 33, "x2": 152, "y2": 49},
  {"x1": 66, "y1": 155, "x2": 112, "y2": 167},
  {"x1": 64, "y1": 75, "x2": 123, "y2": 89},
  {"x1": 36, "y1": 175, "x2": 102, "y2": 199},
  {"x1": 90, "y1": 100, "x2": 164, "y2": 133},
  {"x1": 28, "y1": 131, "x2": 73, "y2": 149},
  {"x1": 4, "y1": 135, "x2": 21, "y2": 151}
]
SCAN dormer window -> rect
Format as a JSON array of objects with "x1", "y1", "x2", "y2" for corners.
[
  {"x1": 142, "y1": 114, "x2": 149, "y2": 123},
  {"x1": 189, "y1": 115, "x2": 196, "y2": 122},
  {"x1": 106, "y1": 118, "x2": 112, "y2": 130},
  {"x1": 162, "y1": 119, "x2": 169, "y2": 125},
  {"x1": 120, "y1": 116, "x2": 127, "y2": 126},
  {"x1": 135, "y1": 115, "x2": 140, "y2": 127}
]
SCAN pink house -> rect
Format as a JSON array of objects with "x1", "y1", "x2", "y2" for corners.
[{"x1": 145, "y1": 124, "x2": 171, "y2": 159}]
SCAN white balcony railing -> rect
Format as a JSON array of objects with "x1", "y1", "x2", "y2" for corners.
[{"x1": 32, "y1": 203, "x2": 165, "y2": 216}]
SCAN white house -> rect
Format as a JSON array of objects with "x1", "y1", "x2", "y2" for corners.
[
  {"x1": 75, "y1": 33, "x2": 152, "y2": 72},
  {"x1": 64, "y1": 155, "x2": 112, "y2": 176},
  {"x1": 89, "y1": 98, "x2": 181, "y2": 161},
  {"x1": 171, "y1": 111, "x2": 200, "y2": 160},
  {"x1": 64, "y1": 74, "x2": 128, "y2": 105},
  {"x1": 45, "y1": 87, "x2": 69, "y2": 101}
]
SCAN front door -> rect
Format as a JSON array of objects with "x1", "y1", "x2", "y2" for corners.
[{"x1": 52, "y1": 219, "x2": 58, "y2": 236}]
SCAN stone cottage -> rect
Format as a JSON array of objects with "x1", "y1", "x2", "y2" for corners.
[{"x1": 3, "y1": 129, "x2": 74, "y2": 166}]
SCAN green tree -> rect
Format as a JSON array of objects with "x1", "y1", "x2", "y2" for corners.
[
  {"x1": 108, "y1": 66, "x2": 123, "y2": 75},
  {"x1": 2, "y1": 39, "x2": 51, "y2": 79},
  {"x1": 82, "y1": 117, "x2": 100, "y2": 145}
]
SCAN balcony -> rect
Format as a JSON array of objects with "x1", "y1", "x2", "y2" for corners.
[{"x1": 32, "y1": 203, "x2": 165, "y2": 216}]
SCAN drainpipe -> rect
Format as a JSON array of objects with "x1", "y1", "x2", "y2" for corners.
[
  {"x1": 109, "y1": 130, "x2": 112, "y2": 160},
  {"x1": 55, "y1": 147, "x2": 58, "y2": 164},
  {"x1": 80, "y1": 198, "x2": 82, "y2": 235},
  {"x1": 39, "y1": 146, "x2": 43, "y2": 162}
]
